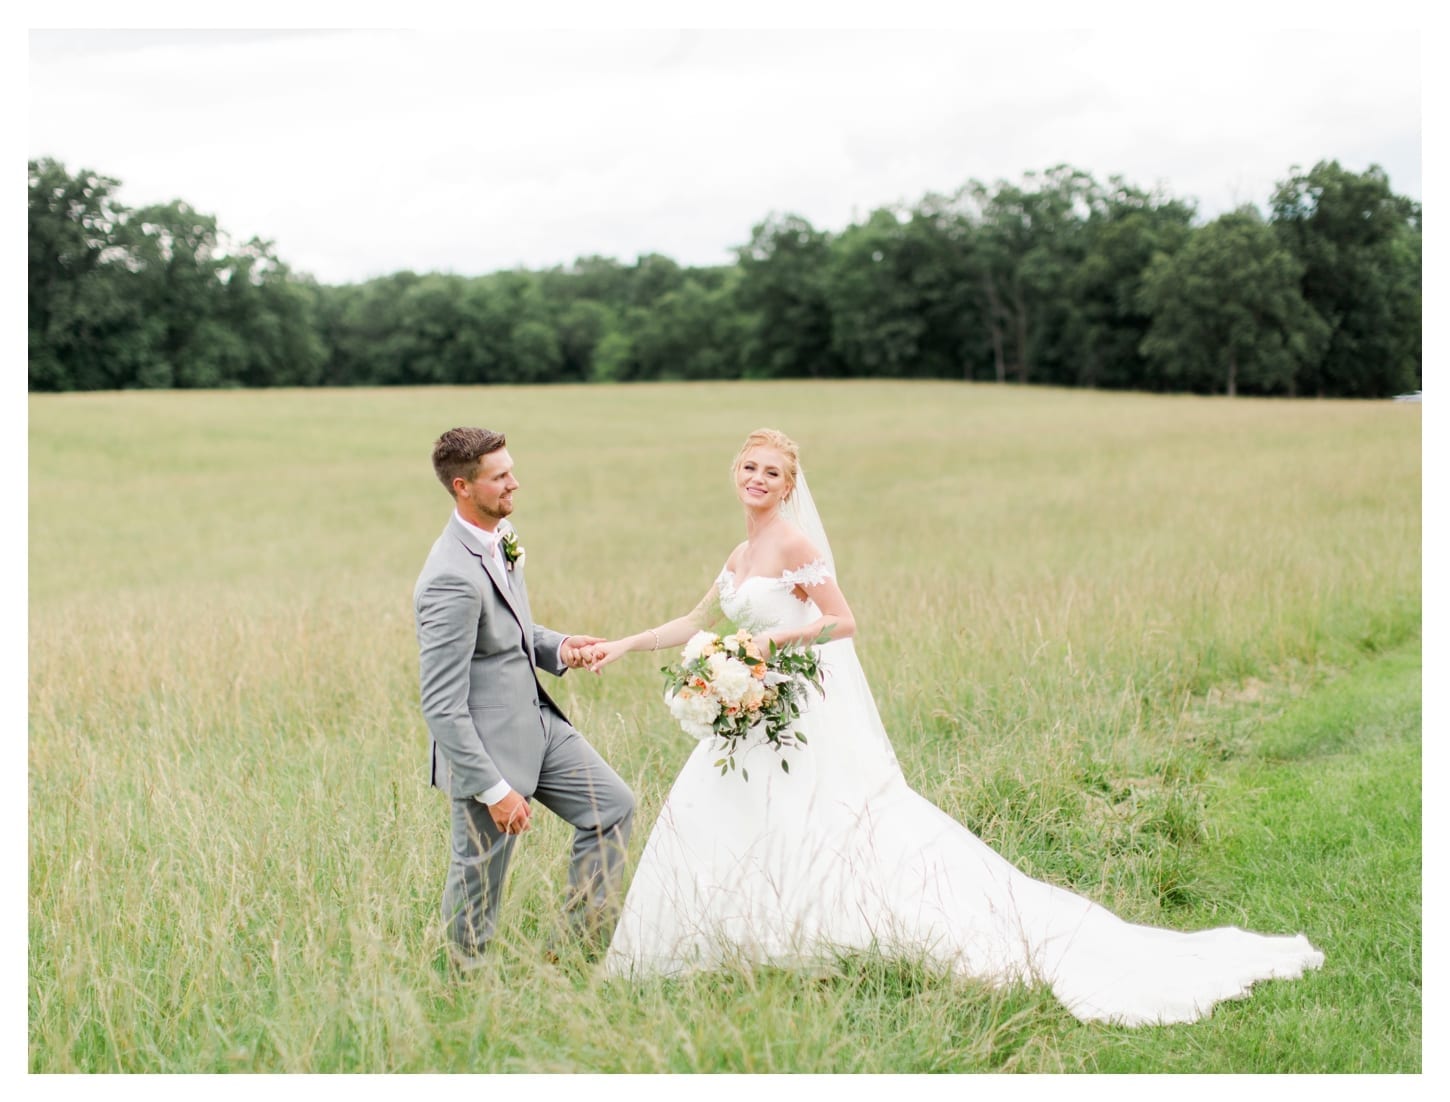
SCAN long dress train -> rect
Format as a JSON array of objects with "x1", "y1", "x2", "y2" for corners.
[{"x1": 603, "y1": 561, "x2": 1324, "y2": 1026}]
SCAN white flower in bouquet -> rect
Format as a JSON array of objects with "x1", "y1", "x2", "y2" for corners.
[
  {"x1": 668, "y1": 686, "x2": 721, "y2": 740},
  {"x1": 681, "y1": 630, "x2": 718, "y2": 663},
  {"x1": 705, "y1": 652, "x2": 755, "y2": 705}
]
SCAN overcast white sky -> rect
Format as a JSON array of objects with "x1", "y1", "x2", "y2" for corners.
[{"x1": 26, "y1": 19, "x2": 1424, "y2": 286}]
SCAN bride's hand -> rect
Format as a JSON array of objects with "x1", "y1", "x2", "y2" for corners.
[{"x1": 586, "y1": 639, "x2": 631, "y2": 674}]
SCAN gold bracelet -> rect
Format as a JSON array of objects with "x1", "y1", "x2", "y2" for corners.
[{"x1": 650, "y1": 629, "x2": 661, "y2": 651}]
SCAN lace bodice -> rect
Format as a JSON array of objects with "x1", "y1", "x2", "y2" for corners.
[{"x1": 716, "y1": 559, "x2": 833, "y2": 635}]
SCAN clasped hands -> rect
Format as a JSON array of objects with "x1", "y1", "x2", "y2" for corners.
[
  {"x1": 563, "y1": 631, "x2": 786, "y2": 675},
  {"x1": 560, "y1": 635, "x2": 630, "y2": 674}
]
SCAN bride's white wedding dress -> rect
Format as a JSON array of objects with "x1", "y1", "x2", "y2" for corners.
[{"x1": 603, "y1": 561, "x2": 1324, "y2": 1026}]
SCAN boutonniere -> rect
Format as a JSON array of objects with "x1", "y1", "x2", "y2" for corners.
[{"x1": 499, "y1": 529, "x2": 525, "y2": 571}]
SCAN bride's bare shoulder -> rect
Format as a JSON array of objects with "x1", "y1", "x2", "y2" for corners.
[
  {"x1": 722, "y1": 540, "x2": 750, "y2": 573},
  {"x1": 777, "y1": 527, "x2": 824, "y2": 572}
]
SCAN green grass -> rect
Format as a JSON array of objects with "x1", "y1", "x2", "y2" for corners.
[{"x1": 28, "y1": 381, "x2": 1421, "y2": 1071}]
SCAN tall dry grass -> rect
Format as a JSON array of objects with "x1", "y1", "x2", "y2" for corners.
[{"x1": 29, "y1": 381, "x2": 1420, "y2": 1071}]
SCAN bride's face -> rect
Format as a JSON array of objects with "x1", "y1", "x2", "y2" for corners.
[{"x1": 735, "y1": 447, "x2": 793, "y2": 512}]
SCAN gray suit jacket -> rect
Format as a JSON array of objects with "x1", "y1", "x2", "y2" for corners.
[{"x1": 413, "y1": 514, "x2": 569, "y2": 799}]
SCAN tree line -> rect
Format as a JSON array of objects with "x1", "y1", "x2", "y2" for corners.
[{"x1": 28, "y1": 157, "x2": 1421, "y2": 397}]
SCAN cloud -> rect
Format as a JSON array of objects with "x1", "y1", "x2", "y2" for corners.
[{"x1": 28, "y1": 28, "x2": 1421, "y2": 284}]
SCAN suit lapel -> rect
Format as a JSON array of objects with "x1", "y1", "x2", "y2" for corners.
[
  {"x1": 450, "y1": 517, "x2": 532, "y2": 656},
  {"x1": 497, "y1": 527, "x2": 538, "y2": 666}
]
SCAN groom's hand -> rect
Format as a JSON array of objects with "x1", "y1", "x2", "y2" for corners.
[
  {"x1": 561, "y1": 635, "x2": 605, "y2": 669},
  {"x1": 488, "y1": 791, "x2": 532, "y2": 835}
]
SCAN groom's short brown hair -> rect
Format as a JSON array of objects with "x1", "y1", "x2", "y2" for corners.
[{"x1": 432, "y1": 427, "x2": 507, "y2": 495}]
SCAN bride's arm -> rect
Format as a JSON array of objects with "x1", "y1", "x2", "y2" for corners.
[
  {"x1": 755, "y1": 533, "x2": 856, "y2": 649},
  {"x1": 585, "y1": 585, "x2": 721, "y2": 672},
  {"x1": 759, "y1": 575, "x2": 856, "y2": 649}
]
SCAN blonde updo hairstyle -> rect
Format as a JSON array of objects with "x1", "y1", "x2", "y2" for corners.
[{"x1": 731, "y1": 428, "x2": 800, "y2": 502}]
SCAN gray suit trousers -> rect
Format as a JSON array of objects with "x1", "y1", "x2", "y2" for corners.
[{"x1": 442, "y1": 704, "x2": 634, "y2": 954}]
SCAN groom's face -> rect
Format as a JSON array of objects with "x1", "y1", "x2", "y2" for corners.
[{"x1": 455, "y1": 448, "x2": 519, "y2": 526}]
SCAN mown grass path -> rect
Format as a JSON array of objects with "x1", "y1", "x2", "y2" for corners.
[{"x1": 1057, "y1": 643, "x2": 1421, "y2": 1073}]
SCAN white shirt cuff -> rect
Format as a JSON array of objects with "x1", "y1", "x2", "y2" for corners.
[{"x1": 474, "y1": 779, "x2": 513, "y2": 806}]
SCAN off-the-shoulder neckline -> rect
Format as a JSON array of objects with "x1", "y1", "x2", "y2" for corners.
[{"x1": 718, "y1": 557, "x2": 832, "y2": 589}]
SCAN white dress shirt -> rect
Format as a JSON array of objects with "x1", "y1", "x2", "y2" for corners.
[
  {"x1": 455, "y1": 509, "x2": 511, "y2": 589},
  {"x1": 453, "y1": 510, "x2": 567, "y2": 808}
]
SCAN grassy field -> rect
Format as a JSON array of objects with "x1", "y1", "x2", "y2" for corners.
[{"x1": 28, "y1": 381, "x2": 1421, "y2": 1072}]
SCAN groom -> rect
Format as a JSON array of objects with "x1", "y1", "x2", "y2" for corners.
[{"x1": 414, "y1": 426, "x2": 634, "y2": 970}]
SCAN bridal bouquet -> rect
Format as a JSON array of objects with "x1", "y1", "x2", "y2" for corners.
[{"x1": 662, "y1": 629, "x2": 826, "y2": 780}]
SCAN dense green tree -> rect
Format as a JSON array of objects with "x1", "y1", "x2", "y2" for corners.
[
  {"x1": 567, "y1": 255, "x2": 633, "y2": 306},
  {"x1": 825, "y1": 209, "x2": 924, "y2": 377},
  {"x1": 118, "y1": 202, "x2": 326, "y2": 388},
  {"x1": 320, "y1": 272, "x2": 424, "y2": 385},
  {"x1": 733, "y1": 214, "x2": 837, "y2": 378},
  {"x1": 907, "y1": 192, "x2": 995, "y2": 381},
  {"x1": 493, "y1": 270, "x2": 565, "y2": 383},
  {"x1": 1270, "y1": 161, "x2": 1421, "y2": 396},
  {"x1": 811, "y1": 193, "x2": 992, "y2": 384},
  {"x1": 453, "y1": 275, "x2": 515, "y2": 385},
  {"x1": 627, "y1": 253, "x2": 686, "y2": 308},
  {"x1": 538, "y1": 255, "x2": 630, "y2": 311},
  {"x1": 964, "y1": 166, "x2": 1097, "y2": 385},
  {"x1": 396, "y1": 274, "x2": 475, "y2": 384},
  {"x1": 30, "y1": 158, "x2": 325, "y2": 390},
  {"x1": 1140, "y1": 207, "x2": 1329, "y2": 396},
  {"x1": 590, "y1": 329, "x2": 635, "y2": 382},
  {"x1": 826, "y1": 205, "x2": 980, "y2": 378},
  {"x1": 510, "y1": 318, "x2": 563, "y2": 384},
  {"x1": 554, "y1": 299, "x2": 616, "y2": 382},
  {"x1": 121, "y1": 200, "x2": 227, "y2": 386},
  {"x1": 628, "y1": 274, "x2": 747, "y2": 380},
  {"x1": 30, "y1": 155, "x2": 1420, "y2": 397},
  {"x1": 1066, "y1": 179, "x2": 1196, "y2": 389},
  {"x1": 28, "y1": 159, "x2": 137, "y2": 390},
  {"x1": 236, "y1": 264, "x2": 327, "y2": 387},
  {"x1": 315, "y1": 278, "x2": 387, "y2": 385}
]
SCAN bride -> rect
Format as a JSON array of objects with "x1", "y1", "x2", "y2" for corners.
[{"x1": 583, "y1": 428, "x2": 1324, "y2": 1026}]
